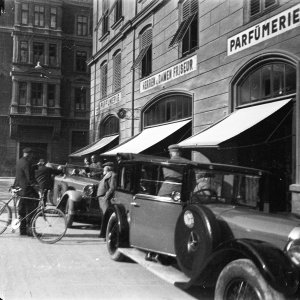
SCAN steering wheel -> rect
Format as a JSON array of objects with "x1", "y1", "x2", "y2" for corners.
[{"x1": 192, "y1": 188, "x2": 218, "y2": 203}]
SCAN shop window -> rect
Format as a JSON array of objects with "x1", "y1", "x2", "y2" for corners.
[
  {"x1": 31, "y1": 83, "x2": 43, "y2": 106},
  {"x1": 34, "y1": 5, "x2": 45, "y2": 27},
  {"x1": 49, "y1": 44, "x2": 57, "y2": 66},
  {"x1": 77, "y1": 15, "x2": 88, "y2": 36},
  {"x1": 71, "y1": 131, "x2": 88, "y2": 153},
  {"x1": 50, "y1": 7, "x2": 57, "y2": 29},
  {"x1": 132, "y1": 27, "x2": 152, "y2": 78},
  {"x1": 237, "y1": 62, "x2": 296, "y2": 106},
  {"x1": 20, "y1": 41, "x2": 28, "y2": 63},
  {"x1": 101, "y1": 62, "x2": 108, "y2": 98},
  {"x1": 33, "y1": 43, "x2": 44, "y2": 64},
  {"x1": 100, "y1": 115, "x2": 119, "y2": 138},
  {"x1": 169, "y1": 0, "x2": 198, "y2": 57},
  {"x1": 143, "y1": 94, "x2": 192, "y2": 127},
  {"x1": 76, "y1": 51, "x2": 87, "y2": 72},
  {"x1": 75, "y1": 87, "x2": 86, "y2": 111},
  {"x1": 21, "y1": 3, "x2": 29, "y2": 25},
  {"x1": 248, "y1": 0, "x2": 278, "y2": 20},
  {"x1": 47, "y1": 84, "x2": 55, "y2": 107},
  {"x1": 113, "y1": 51, "x2": 121, "y2": 92},
  {"x1": 19, "y1": 82, "x2": 27, "y2": 105}
]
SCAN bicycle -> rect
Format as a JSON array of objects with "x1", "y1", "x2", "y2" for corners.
[{"x1": 0, "y1": 186, "x2": 67, "y2": 244}]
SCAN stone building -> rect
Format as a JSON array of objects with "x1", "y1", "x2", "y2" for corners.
[
  {"x1": 87, "y1": 0, "x2": 300, "y2": 213},
  {"x1": 0, "y1": 0, "x2": 92, "y2": 175}
]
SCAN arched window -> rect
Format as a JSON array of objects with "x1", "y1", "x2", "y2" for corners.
[
  {"x1": 143, "y1": 93, "x2": 192, "y2": 128},
  {"x1": 100, "y1": 115, "x2": 119, "y2": 138},
  {"x1": 100, "y1": 61, "x2": 108, "y2": 98},
  {"x1": 237, "y1": 62, "x2": 296, "y2": 107},
  {"x1": 113, "y1": 51, "x2": 121, "y2": 92}
]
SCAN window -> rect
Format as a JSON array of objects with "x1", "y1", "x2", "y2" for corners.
[
  {"x1": 101, "y1": 115, "x2": 119, "y2": 138},
  {"x1": 33, "y1": 43, "x2": 44, "y2": 64},
  {"x1": 75, "y1": 87, "x2": 86, "y2": 111},
  {"x1": 34, "y1": 5, "x2": 45, "y2": 27},
  {"x1": 132, "y1": 28, "x2": 152, "y2": 78},
  {"x1": 19, "y1": 82, "x2": 27, "y2": 105},
  {"x1": 237, "y1": 62, "x2": 296, "y2": 106},
  {"x1": 102, "y1": 0, "x2": 109, "y2": 36},
  {"x1": 117, "y1": 165, "x2": 134, "y2": 192},
  {"x1": 20, "y1": 41, "x2": 28, "y2": 63},
  {"x1": 48, "y1": 84, "x2": 55, "y2": 107},
  {"x1": 49, "y1": 44, "x2": 57, "y2": 66},
  {"x1": 101, "y1": 62, "x2": 108, "y2": 98},
  {"x1": 21, "y1": 4, "x2": 29, "y2": 25},
  {"x1": 76, "y1": 51, "x2": 87, "y2": 72},
  {"x1": 143, "y1": 94, "x2": 192, "y2": 127},
  {"x1": 113, "y1": 52, "x2": 121, "y2": 92},
  {"x1": 31, "y1": 83, "x2": 43, "y2": 106},
  {"x1": 77, "y1": 15, "x2": 88, "y2": 36},
  {"x1": 169, "y1": 0, "x2": 198, "y2": 57},
  {"x1": 114, "y1": 0, "x2": 122, "y2": 23},
  {"x1": 249, "y1": 0, "x2": 277, "y2": 18},
  {"x1": 50, "y1": 7, "x2": 57, "y2": 29}
]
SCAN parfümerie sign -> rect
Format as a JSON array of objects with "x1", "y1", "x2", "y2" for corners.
[
  {"x1": 140, "y1": 55, "x2": 197, "y2": 93},
  {"x1": 99, "y1": 92, "x2": 121, "y2": 110},
  {"x1": 228, "y1": 4, "x2": 300, "y2": 56}
]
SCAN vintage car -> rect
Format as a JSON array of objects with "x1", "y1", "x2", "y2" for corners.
[
  {"x1": 99, "y1": 153, "x2": 300, "y2": 300},
  {"x1": 52, "y1": 164, "x2": 102, "y2": 227}
]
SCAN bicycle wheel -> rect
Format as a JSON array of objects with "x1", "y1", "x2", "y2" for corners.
[
  {"x1": 0, "y1": 202, "x2": 12, "y2": 234},
  {"x1": 31, "y1": 208, "x2": 67, "y2": 244}
]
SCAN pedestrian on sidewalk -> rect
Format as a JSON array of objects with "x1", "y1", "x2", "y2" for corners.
[{"x1": 13, "y1": 147, "x2": 39, "y2": 236}]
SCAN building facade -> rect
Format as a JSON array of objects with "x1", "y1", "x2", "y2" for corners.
[
  {"x1": 0, "y1": 0, "x2": 92, "y2": 175},
  {"x1": 89, "y1": 0, "x2": 300, "y2": 213}
]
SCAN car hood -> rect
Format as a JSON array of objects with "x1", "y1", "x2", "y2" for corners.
[{"x1": 208, "y1": 204, "x2": 300, "y2": 250}]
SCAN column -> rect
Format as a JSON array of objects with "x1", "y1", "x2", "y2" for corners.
[
  {"x1": 11, "y1": 80, "x2": 18, "y2": 114},
  {"x1": 44, "y1": 42, "x2": 49, "y2": 66},
  {"x1": 42, "y1": 83, "x2": 47, "y2": 115},
  {"x1": 28, "y1": 41, "x2": 33, "y2": 64},
  {"x1": 26, "y1": 82, "x2": 31, "y2": 114},
  {"x1": 54, "y1": 84, "x2": 61, "y2": 116}
]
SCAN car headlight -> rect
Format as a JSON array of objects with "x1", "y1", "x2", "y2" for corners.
[
  {"x1": 286, "y1": 227, "x2": 300, "y2": 266},
  {"x1": 83, "y1": 185, "x2": 94, "y2": 197}
]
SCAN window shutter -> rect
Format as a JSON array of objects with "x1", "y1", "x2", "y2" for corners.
[
  {"x1": 101, "y1": 63, "x2": 108, "y2": 98},
  {"x1": 265, "y1": 0, "x2": 276, "y2": 8},
  {"x1": 113, "y1": 52, "x2": 121, "y2": 92},
  {"x1": 141, "y1": 28, "x2": 152, "y2": 49},
  {"x1": 250, "y1": 0, "x2": 260, "y2": 16}
]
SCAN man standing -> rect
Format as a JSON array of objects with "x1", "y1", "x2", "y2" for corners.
[
  {"x1": 97, "y1": 162, "x2": 117, "y2": 237},
  {"x1": 14, "y1": 147, "x2": 39, "y2": 236}
]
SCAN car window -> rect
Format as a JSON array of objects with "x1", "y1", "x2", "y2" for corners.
[
  {"x1": 117, "y1": 165, "x2": 134, "y2": 192},
  {"x1": 139, "y1": 164, "x2": 160, "y2": 195}
]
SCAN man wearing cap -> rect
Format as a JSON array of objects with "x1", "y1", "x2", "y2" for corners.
[
  {"x1": 35, "y1": 158, "x2": 62, "y2": 203},
  {"x1": 97, "y1": 162, "x2": 117, "y2": 236},
  {"x1": 14, "y1": 147, "x2": 39, "y2": 236}
]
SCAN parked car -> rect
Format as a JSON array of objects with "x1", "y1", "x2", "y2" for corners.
[
  {"x1": 100, "y1": 153, "x2": 300, "y2": 300},
  {"x1": 52, "y1": 164, "x2": 102, "y2": 227}
]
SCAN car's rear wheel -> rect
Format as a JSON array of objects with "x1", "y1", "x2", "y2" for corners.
[
  {"x1": 215, "y1": 259, "x2": 284, "y2": 300},
  {"x1": 174, "y1": 205, "x2": 220, "y2": 278},
  {"x1": 65, "y1": 199, "x2": 74, "y2": 228},
  {"x1": 106, "y1": 212, "x2": 125, "y2": 261}
]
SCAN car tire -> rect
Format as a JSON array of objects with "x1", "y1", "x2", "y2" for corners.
[
  {"x1": 106, "y1": 212, "x2": 125, "y2": 262},
  {"x1": 215, "y1": 259, "x2": 285, "y2": 300},
  {"x1": 174, "y1": 205, "x2": 220, "y2": 278},
  {"x1": 65, "y1": 199, "x2": 74, "y2": 228}
]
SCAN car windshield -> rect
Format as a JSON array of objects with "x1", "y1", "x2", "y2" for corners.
[
  {"x1": 189, "y1": 168, "x2": 262, "y2": 208},
  {"x1": 64, "y1": 165, "x2": 103, "y2": 180}
]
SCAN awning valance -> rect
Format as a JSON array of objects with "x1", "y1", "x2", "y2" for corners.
[
  {"x1": 178, "y1": 99, "x2": 292, "y2": 149},
  {"x1": 102, "y1": 119, "x2": 191, "y2": 155},
  {"x1": 69, "y1": 135, "x2": 119, "y2": 157}
]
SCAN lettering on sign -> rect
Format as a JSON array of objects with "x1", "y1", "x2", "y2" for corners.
[
  {"x1": 99, "y1": 93, "x2": 121, "y2": 110},
  {"x1": 140, "y1": 55, "x2": 197, "y2": 93},
  {"x1": 228, "y1": 4, "x2": 300, "y2": 55}
]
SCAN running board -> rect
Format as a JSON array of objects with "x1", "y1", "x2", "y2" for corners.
[{"x1": 118, "y1": 248, "x2": 190, "y2": 285}]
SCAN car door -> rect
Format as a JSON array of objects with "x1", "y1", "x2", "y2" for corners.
[{"x1": 130, "y1": 163, "x2": 184, "y2": 256}]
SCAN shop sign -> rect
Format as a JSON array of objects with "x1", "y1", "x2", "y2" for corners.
[
  {"x1": 99, "y1": 92, "x2": 121, "y2": 110},
  {"x1": 140, "y1": 55, "x2": 197, "y2": 93},
  {"x1": 228, "y1": 4, "x2": 300, "y2": 56}
]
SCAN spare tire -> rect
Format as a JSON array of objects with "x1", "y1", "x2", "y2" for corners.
[{"x1": 174, "y1": 204, "x2": 220, "y2": 278}]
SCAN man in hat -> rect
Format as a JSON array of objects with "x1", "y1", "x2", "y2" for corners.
[
  {"x1": 13, "y1": 147, "x2": 39, "y2": 236},
  {"x1": 97, "y1": 162, "x2": 117, "y2": 236},
  {"x1": 35, "y1": 158, "x2": 63, "y2": 203}
]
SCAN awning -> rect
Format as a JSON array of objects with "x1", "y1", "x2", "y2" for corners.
[
  {"x1": 102, "y1": 119, "x2": 191, "y2": 155},
  {"x1": 178, "y1": 99, "x2": 292, "y2": 148},
  {"x1": 69, "y1": 134, "x2": 119, "y2": 157}
]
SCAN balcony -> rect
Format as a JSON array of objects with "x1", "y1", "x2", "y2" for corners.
[{"x1": 10, "y1": 104, "x2": 61, "y2": 117}]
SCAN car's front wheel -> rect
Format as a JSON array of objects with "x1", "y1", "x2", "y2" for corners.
[
  {"x1": 106, "y1": 212, "x2": 125, "y2": 261},
  {"x1": 215, "y1": 259, "x2": 284, "y2": 300}
]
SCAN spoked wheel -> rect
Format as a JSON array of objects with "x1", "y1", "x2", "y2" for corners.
[
  {"x1": 106, "y1": 212, "x2": 125, "y2": 261},
  {"x1": 32, "y1": 208, "x2": 67, "y2": 244},
  {"x1": 0, "y1": 202, "x2": 12, "y2": 234},
  {"x1": 215, "y1": 259, "x2": 285, "y2": 300}
]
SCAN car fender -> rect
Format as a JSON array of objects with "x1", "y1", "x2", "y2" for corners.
[
  {"x1": 56, "y1": 190, "x2": 82, "y2": 211},
  {"x1": 180, "y1": 238, "x2": 299, "y2": 295}
]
